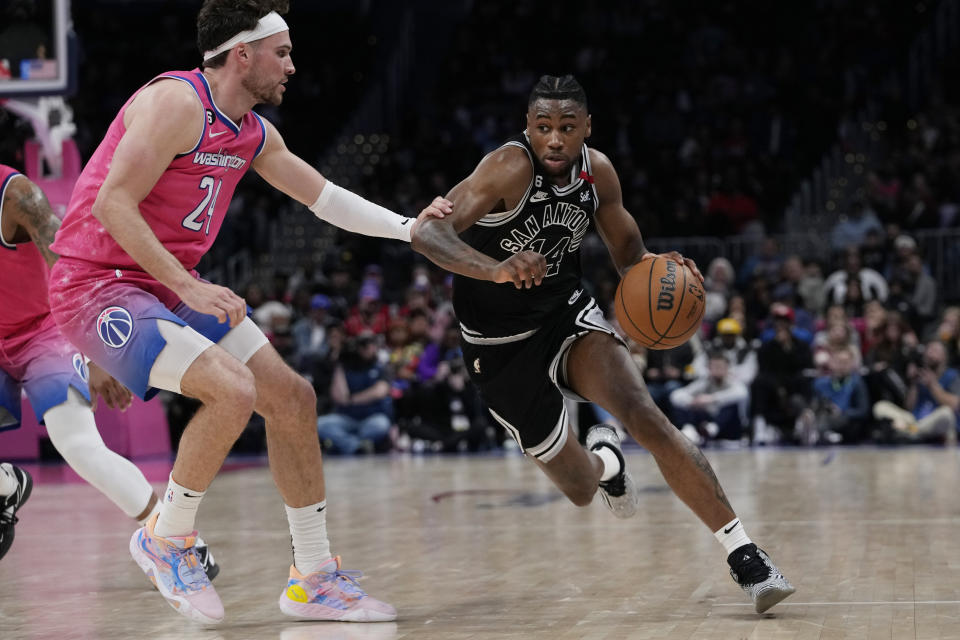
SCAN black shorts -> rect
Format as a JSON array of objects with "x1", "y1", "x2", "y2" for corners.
[{"x1": 460, "y1": 291, "x2": 622, "y2": 462}]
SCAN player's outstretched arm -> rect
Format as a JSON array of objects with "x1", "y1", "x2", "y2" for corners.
[
  {"x1": 591, "y1": 150, "x2": 702, "y2": 283},
  {"x1": 251, "y1": 119, "x2": 451, "y2": 240},
  {"x1": 2, "y1": 174, "x2": 61, "y2": 267},
  {"x1": 411, "y1": 147, "x2": 547, "y2": 289},
  {"x1": 92, "y1": 80, "x2": 246, "y2": 326}
]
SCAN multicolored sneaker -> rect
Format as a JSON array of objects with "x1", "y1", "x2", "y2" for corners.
[
  {"x1": 728, "y1": 543, "x2": 796, "y2": 613},
  {"x1": 279, "y1": 557, "x2": 397, "y2": 622},
  {"x1": 129, "y1": 514, "x2": 224, "y2": 623},
  {"x1": 586, "y1": 424, "x2": 639, "y2": 518},
  {"x1": 0, "y1": 464, "x2": 33, "y2": 560}
]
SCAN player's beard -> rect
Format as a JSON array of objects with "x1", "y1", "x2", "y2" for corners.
[{"x1": 243, "y1": 72, "x2": 283, "y2": 106}]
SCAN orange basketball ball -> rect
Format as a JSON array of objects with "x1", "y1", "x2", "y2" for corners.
[{"x1": 614, "y1": 257, "x2": 705, "y2": 349}]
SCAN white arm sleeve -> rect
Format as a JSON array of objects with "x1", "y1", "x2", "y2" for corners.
[{"x1": 309, "y1": 181, "x2": 413, "y2": 242}]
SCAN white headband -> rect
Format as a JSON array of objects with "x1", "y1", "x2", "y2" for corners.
[{"x1": 203, "y1": 11, "x2": 289, "y2": 62}]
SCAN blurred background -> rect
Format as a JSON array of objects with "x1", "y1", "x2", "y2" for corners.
[{"x1": 4, "y1": 0, "x2": 960, "y2": 458}]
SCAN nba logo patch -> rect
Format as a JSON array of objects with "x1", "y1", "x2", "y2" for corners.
[
  {"x1": 72, "y1": 353, "x2": 88, "y2": 382},
  {"x1": 166, "y1": 488, "x2": 175, "y2": 503},
  {"x1": 97, "y1": 306, "x2": 133, "y2": 348}
]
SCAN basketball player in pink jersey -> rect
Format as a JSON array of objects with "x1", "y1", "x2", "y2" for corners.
[
  {"x1": 48, "y1": 0, "x2": 449, "y2": 625},
  {"x1": 0, "y1": 164, "x2": 217, "y2": 577}
]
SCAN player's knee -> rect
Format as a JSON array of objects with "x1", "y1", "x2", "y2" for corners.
[
  {"x1": 219, "y1": 365, "x2": 257, "y2": 416},
  {"x1": 288, "y1": 375, "x2": 316, "y2": 416},
  {"x1": 258, "y1": 370, "x2": 316, "y2": 422}
]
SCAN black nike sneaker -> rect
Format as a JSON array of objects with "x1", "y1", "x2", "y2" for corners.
[
  {"x1": 0, "y1": 464, "x2": 33, "y2": 561},
  {"x1": 727, "y1": 543, "x2": 796, "y2": 613}
]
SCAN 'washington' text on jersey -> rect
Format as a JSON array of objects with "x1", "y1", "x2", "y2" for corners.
[{"x1": 192, "y1": 151, "x2": 247, "y2": 170}]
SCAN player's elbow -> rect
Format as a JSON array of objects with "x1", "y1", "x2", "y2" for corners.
[{"x1": 410, "y1": 215, "x2": 446, "y2": 253}]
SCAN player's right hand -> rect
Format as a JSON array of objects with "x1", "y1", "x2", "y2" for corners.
[
  {"x1": 180, "y1": 280, "x2": 247, "y2": 327},
  {"x1": 492, "y1": 250, "x2": 547, "y2": 289},
  {"x1": 88, "y1": 361, "x2": 133, "y2": 411}
]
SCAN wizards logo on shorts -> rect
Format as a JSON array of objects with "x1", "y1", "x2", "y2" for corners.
[
  {"x1": 72, "y1": 353, "x2": 89, "y2": 382},
  {"x1": 97, "y1": 306, "x2": 133, "y2": 348}
]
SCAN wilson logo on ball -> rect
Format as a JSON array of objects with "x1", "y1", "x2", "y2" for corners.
[
  {"x1": 656, "y1": 260, "x2": 678, "y2": 311},
  {"x1": 96, "y1": 306, "x2": 133, "y2": 348}
]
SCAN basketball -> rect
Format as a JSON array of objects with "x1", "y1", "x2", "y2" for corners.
[{"x1": 614, "y1": 257, "x2": 705, "y2": 349}]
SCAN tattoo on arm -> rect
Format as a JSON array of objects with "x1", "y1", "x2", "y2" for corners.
[
  {"x1": 17, "y1": 185, "x2": 61, "y2": 268},
  {"x1": 412, "y1": 219, "x2": 498, "y2": 281}
]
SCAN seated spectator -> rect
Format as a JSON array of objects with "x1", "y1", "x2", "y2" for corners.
[
  {"x1": 737, "y1": 236, "x2": 783, "y2": 290},
  {"x1": 693, "y1": 317, "x2": 758, "y2": 387},
  {"x1": 873, "y1": 340, "x2": 959, "y2": 443},
  {"x1": 810, "y1": 346, "x2": 871, "y2": 444},
  {"x1": 760, "y1": 303, "x2": 813, "y2": 345},
  {"x1": 292, "y1": 294, "x2": 332, "y2": 370},
  {"x1": 860, "y1": 300, "x2": 887, "y2": 354},
  {"x1": 401, "y1": 326, "x2": 493, "y2": 453},
  {"x1": 703, "y1": 257, "x2": 735, "y2": 323},
  {"x1": 306, "y1": 321, "x2": 346, "y2": 416},
  {"x1": 830, "y1": 199, "x2": 883, "y2": 251},
  {"x1": 864, "y1": 311, "x2": 918, "y2": 406},
  {"x1": 813, "y1": 318, "x2": 862, "y2": 372},
  {"x1": 899, "y1": 253, "x2": 937, "y2": 331},
  {"x1": 316, "y1": 335, "x2": 394, "y2": 454},
  {"x1": 823, "y1": 247, "x2": 888, "y2": 307},
  {"x1": 798, "y1": 260, "x2": 826, "y2": 314},
  {"x1": 753, "y1": 304, "x2": 814, "y2": 442},
  {"x1": 344, "y1": 281, "x2": 390, "y2": 337},
  {"x1": 671, "y1": 351, "x2": 749, "y2": 444}
]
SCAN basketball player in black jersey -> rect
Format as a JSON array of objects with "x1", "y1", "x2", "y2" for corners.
[{"x1": 411, "y1": 75, "x2": 795, "y2": 613}]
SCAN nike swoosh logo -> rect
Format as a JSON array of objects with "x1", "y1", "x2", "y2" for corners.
[
  {"x1": 529, "y1": 194, "x2": 549, "y2": 203},
  {"x1": 723, "y1": 520, "x2": 740, "y2": 534},
  {"x1": 316, "y1": 504, "x2": 326, "y2": 513},
  {"x1": 208, "y1": 129, "x2": 229, "y2": 138},
  {"x1": 400, "y1": 218, "x2": 410, "y2": 225},
  {"x1": 183, "y1": 492, "x2": 204, "y2": 498}
]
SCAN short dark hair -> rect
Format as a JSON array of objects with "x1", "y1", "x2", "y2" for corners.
[
  {"x1": 197, "y1": 0, "x2": 290, "y2": 69},
  {"x1": 528, "y1": 75, "x2": 587, "y2": 109}
]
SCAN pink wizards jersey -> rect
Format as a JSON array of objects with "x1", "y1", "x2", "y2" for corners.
[
  {"x1": 0, "y1": 165, "x2": 51, "y2": 338},
  {"x1": 51, "y1": 69, "x2": 266, "y2": 273}
]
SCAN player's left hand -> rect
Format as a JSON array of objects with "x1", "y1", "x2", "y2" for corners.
[
  {"x1": 88, "y1": 361, "x2": 134, "y2": 411},
  {"x1": 658, "y1": 250, "x2": 704, "y2": 284},
  {"x1": 410, "y1": 196, "x2": 453, "y2": 237}
]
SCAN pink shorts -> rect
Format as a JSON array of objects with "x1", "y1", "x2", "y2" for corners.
[{"x1": 0, "y1": 314, "x2": 90, "y2": 431}]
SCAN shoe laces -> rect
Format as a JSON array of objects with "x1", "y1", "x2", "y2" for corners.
[
  {"x1": 0, "y1": 509, "x2": 17, "y2": 527},
  {"x1": 313, "y1": 566, "x2": 366, "y2": 598}
]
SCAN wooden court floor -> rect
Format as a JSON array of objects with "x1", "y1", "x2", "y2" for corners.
[{"x1": 2, "y1": 446, "x2": 960, "y2": 639}]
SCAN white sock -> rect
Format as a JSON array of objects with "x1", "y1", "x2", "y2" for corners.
[
  {"x1": 44, "y1": 389, "x2": 154, "y2": 517},
  {"x1": 285, "y1": 501, "x2": 332, "y2": 574},
  {"x1": 154, "y1": 474, "x2": 205, "y2": 538},
  {"x1": 0, "y1": 463, "x2": 18, "y2": 497},
  {"x1": 592, "y1": 445, "x2": 623, "y2": 482},
  {"x1": 137, "y1": 498, "x2": 161, "y2": 527},
  {"x1": 714, "y1": 517, "x2": 752, "y2": 555}
]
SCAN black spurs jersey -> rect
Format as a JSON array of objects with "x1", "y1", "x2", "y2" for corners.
[{"x1": 453, "y1": 133, "x2": 599, "y2": 339}]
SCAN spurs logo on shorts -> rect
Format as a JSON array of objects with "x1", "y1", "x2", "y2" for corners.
[
  {"x1": 97, "y1": 306, "x2": 134, "y2": 348},
  {"x1": 72, "y1": 353, "x2": 89, "y2": 382}
]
